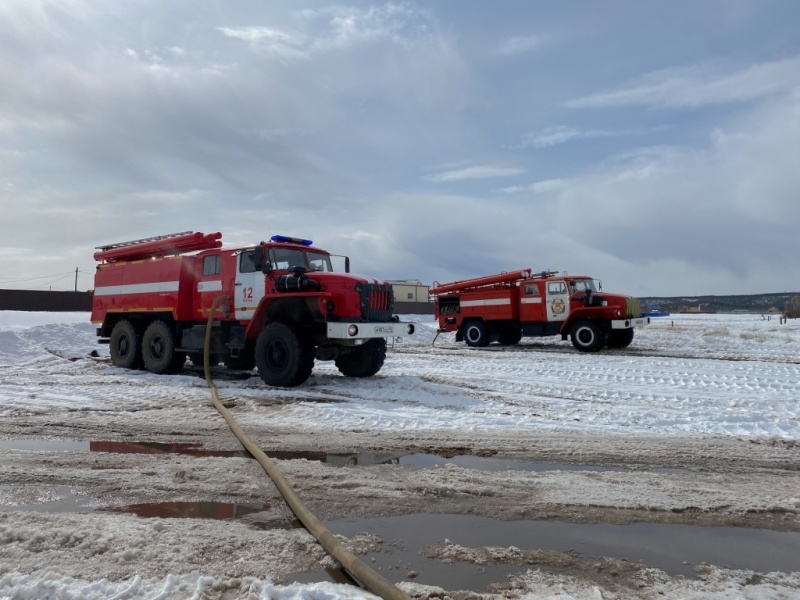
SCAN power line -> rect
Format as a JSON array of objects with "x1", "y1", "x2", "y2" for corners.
[{"x1": 0, "y1": 271, "x2": 76, "y2": 285}]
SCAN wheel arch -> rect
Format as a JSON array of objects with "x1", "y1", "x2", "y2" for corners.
[
  {"x1": 246, "y1": 297, "x2": 320, "y2": 340},
  {"x1": 100, "y1": 312, "x2": 161, "y2": 338}
]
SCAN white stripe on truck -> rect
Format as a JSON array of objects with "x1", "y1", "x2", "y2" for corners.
[{"x1": 94, "y1": 281, "x2": 180, "y2": 296}]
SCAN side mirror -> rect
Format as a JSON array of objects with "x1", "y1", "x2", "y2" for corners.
[
  {"x1": 345, "y1": 257, "x2": 350, "y2": 273},
  {"x1": 254, "y1": 246, "x2": 273, "y2": 274}
]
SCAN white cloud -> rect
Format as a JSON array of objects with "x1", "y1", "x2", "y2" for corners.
[
  {"x1": 499, "y1": 179, "x2": 567, "y2": 194},
  {"x1": 494, "y1": 34, "x2": 543, "y2": 57},
  {"x1": 219, "y1": 3, "x2": 433, "y2": 59},
  {"x1": 218, "y1": 26, "x2": 308, "y2": 60},
  {"x1": 424, "y1": 166, "x2": 525, "y2": 183},
  {"x1": 302, "y1": 3, "x2": 432, "y2": 49},
  {"x1": 566, "y1": 56, "x2": 800, "y2": 109},
  {"x1": 507, "y1": 125, "x2": 667, "y2": 149}
]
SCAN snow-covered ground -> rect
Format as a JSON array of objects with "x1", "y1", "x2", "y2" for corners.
[
  {"x1": 1, "y1": 310, "x2": 799, "y2": 599},
  {"x1": 3, "y1": 311, "x2": 796, "y2": 439}
]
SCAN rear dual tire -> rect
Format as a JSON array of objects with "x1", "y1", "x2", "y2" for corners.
[
  {"x1": 109, "y1": 319, "x2": 142, "y2": 369},
  {"x1": 142, "y1": 320, "x2": 185, "y2": 374}
]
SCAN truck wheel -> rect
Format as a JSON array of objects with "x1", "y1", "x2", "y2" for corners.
[
  {"x1": 463, "y1": 320, "x2": 490, "y2": 347},
  {"x1": 498, "y1": 327, "x2": 522, "y2": 345},
  {"x1": 255, "y1": 323, "x2": 315, "y2": 387},
  {"x1": 570, "y1": 320, "x2": 605, "y2": 352},
  {"x1": 109, "y1": 319, "x2": 142, "y2": 369},
  {"x1": 142, "y1": 320, "x2": 183, "y2": 374},
  {"x1": 335, "y1": 338, "x2": 387, "y2": 378},
  {"x1": 606, "y1": 328, "x2": 634, "y2": 349}
]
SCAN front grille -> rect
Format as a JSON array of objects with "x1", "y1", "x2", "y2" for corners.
[
  {"x1": 626, "y1": 297, "x2": 642, "y2": 318},
  {"x1": 356, "y1": 283, "x2": 394, "y2": 322}
]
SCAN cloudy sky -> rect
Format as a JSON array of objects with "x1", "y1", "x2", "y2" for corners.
[{"x1": 1, "y1": 1, "x2": 799, "y2": 296}]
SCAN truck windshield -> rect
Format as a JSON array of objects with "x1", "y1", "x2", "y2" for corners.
[
  {"x1": 307, "y1": 251, "x2": 333, "y2": 272},
  {"x1": 570, "y1": 279, "x2": 597, "y2": 293},
  {"x1": 269, "y1": 247, "x2": 333, "y2": 272}
]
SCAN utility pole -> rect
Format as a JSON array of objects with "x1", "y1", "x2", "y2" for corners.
[{"x1": 75, "y1": 267, "x2": 78, "y2": 292}]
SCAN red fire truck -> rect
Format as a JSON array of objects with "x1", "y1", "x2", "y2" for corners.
[
  {"x1": 91, "y1": 231, "x2": 415, "y2": 387},
  {"x1": 430, "y1": 269, "x2": 649, "y2": 352}
]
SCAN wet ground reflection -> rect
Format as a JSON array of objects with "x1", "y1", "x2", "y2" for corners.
[{"x1": 1, "y1": 438, "x2": 684, "y2": 473}]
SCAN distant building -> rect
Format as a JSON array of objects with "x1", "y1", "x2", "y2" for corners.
[{"x1": 389, "y1": 279, "x2": 430, "y2": 303}]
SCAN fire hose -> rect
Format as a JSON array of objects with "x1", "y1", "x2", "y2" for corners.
[{"x1": 203, "y1": 295, "x2": 412, "y2": 600}]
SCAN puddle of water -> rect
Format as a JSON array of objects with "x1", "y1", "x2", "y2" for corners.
[
  {"x1": 1, "y1": 439, "x2": 678, "y2": 473},
  {"x1": 3, "y1": 485, "x2": 272, "y2": 523},
  {"x1": 104, "y1": 500, "x2": 270, "y2": 520},
  {"x1": 0, "y1": 439, "x2": 251, "y2": 458},
  {"x1": 89, "y1": 440, "x2": 251, "y2": 458},
  {"x1": 317, "y1": 514, "x2": 800, "y2": 591}
]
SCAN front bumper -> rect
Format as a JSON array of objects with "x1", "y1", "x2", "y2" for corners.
[
  {"x1": 611, "y1": 316, "x2": 651, "y2": 330},
  {"x1": 327, "y1": 321, "x2": 417, "y2": 341}
]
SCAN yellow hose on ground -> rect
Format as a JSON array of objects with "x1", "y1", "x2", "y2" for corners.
[{"x1": 204, "y1": 296, "x2": 412, "y2": 600}]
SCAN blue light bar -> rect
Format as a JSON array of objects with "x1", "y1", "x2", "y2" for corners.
[{"x1": 270, "y1": 235, "x2": 313, "y2": 246}]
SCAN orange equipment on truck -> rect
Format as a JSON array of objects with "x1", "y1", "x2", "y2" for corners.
[
  {"x1": 430, "y1": 269, "x2": 649, "y2": 352},
  {"x1": 91, "y1": 231, "x2": 415, "y2": 387}
]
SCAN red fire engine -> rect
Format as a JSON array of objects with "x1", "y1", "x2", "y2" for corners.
[
  {"x1": 430, "y1": 269, "x2": 649, "y2": 352},
  {"x1": 91, "y1": 231, "x2": 415, "y2": 387}
]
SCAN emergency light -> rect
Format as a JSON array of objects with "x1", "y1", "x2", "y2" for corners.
[{"x1": 271, "y1": 235, "x2": 313, "y2": 246}]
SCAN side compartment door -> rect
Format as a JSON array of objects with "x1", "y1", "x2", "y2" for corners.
[
  {"x1": 233, "y1": 249, "x2": 266, "y2": 321},
  {"x1": 519, "y1": 280, "x2": 545, "y2": 323},
  {"x1": 545, "y1": 280, "x2": 570, "y2": 323},
  {"x1": 195, "y1": 253, "x2": 224, "y2": 321}
]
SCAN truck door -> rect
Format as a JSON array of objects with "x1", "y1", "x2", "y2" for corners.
[
  {"x1": 195, "y1": 253, "x2": 224, "y2": 321},
  {"x1": 519, "y1": 280, "x2": 545, "y2": 323},
  {"x1": 545, "y1": 280, "x2": 570, "y2": 323},
  {"x1": 234, "y1": 249, "x2": 266, "y2": 321}
]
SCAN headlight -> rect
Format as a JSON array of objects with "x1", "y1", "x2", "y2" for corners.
[
  {"x1": 406, "y1": 324, "x2": 415, "y2": 335},
  {"x1": 347, "y1": 324, "x2": 359, "y2": 336}
]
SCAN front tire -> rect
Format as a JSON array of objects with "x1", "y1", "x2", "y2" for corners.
[
  {"x1": 335, "y1": 338, "x2": 387, "y2": 378},
  {"x1": 606, "y1": 328, "x2": 634, "y2": 349},
  {"x1": 255, "y1": 323, "x2": 315, "y2": 387},
  {"x1": 109, "y1": 319, "x2": 142, "y2": 369},
  {"x1": 570, "y1": 320, "x2": 605, "y2": 352},
  {"x1": 142, "y1": 320, "x2": 184, "y2": 374},
  {"x1": 463, "y1": 320, "x2": 490, "y2": 347}
]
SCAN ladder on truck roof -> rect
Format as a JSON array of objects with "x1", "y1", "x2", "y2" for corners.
[
  {"x1": 94, "y1": 231, "x2": 194, "y2": 251},
  {"x1": 430, "y1": 269, "x2": 561, "y2": 296},
  {"x1": 93, "y1": 231, "x2": 222, "y2": 263}
]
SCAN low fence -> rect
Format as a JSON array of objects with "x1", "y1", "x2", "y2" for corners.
[
  {"x1": 0, "y1": 289, "x2": 434, "y2": 315},
  {"x1": 0, "y1": 289, "x2": 93, "y2": 312}
]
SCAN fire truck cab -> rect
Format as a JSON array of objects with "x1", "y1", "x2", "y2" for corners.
[{"x1": 91, "y1": 231, "x2": 415, "y2": 387}]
